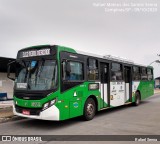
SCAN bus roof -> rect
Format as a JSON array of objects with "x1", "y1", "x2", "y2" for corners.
[{"x1": 19, "y1": 44, "x2": 152, "y2": 68}]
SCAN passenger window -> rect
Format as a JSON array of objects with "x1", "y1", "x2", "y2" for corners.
[
  {"x1": 111, "y1": 63, "x2": 122, "y2": 81},
  {"x1": 147, "y1": 68, "x2": 153, "y2": 80},
  {"x1": 133, "y1": 66, "x2": 141, "y2": 80},
  {"x1": 62, "y1": 60, "x2": 84, "y2": 81},
  {"x1": 88, "y1": 58, "x2": 99, "y2": 80},
  {"x1": 141, "y1": 67, "x2": 148, "y2": 80}
]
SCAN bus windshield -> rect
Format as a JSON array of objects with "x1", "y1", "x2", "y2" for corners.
[{"x1": 15, "y1": 59, "x2": 57, "y2": 91}]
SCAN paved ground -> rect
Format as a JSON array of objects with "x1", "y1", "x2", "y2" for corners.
[{"x1": 0, "y1": 93, "x2": 159, "y2": 143}]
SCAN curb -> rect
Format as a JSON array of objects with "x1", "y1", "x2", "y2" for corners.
[
  {"x1": 154, "y1": 91, "x2": 160, "y2": 94},
  {"x1": 0, "y1": 106, "x2": 25, "y2": 123},
  {"x1": 0, "y1": 115, "x2": 25, "y2": 124}
]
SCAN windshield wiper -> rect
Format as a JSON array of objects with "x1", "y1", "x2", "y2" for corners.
[
  {"x1": 21, "y1": 60, "x2": 29, "y2": 83},
  {"x1": 38, "y1": 58, "x2": 45, "y2": 77},
  {"x1": 35, "y1": 59, "x2": 45, "y2": 87}
]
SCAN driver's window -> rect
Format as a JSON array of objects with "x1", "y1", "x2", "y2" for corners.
[{"x1": 62, "y1": 60, "x2": 84, "y2": 81}]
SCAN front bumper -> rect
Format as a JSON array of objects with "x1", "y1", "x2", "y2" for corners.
[{"x1": 13, "y1": 104, "x2": 60, "y2": 121}]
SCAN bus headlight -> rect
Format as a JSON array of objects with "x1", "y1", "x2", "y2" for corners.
[
  {"x1": 50, "y1": 99, "x2": 56, "y2": 106},
  {"x1": 42, "y1": 98, "x2": 57, "y2": 111},
  {"x1": 43, "y1": 103, "x2": 49, "y2": 110}
]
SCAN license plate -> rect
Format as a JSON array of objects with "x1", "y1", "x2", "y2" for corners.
[{"x1": 22, "y1": 110, "x2": 30, "y2": 115}]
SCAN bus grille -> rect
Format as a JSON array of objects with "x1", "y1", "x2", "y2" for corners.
[
  {"x1": 14, "y1": 92, "x2": 46, "y2": 100},
  {"x1": 15, "y1": 105, "x2": 42, "y2": 116}
]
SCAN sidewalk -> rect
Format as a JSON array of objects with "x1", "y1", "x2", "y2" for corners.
[
  {"x1": 0, "y1": 107, "x2": 13, "y2": 118},
  {"x1": 0, "y1": 100, "x2": 14, "y2": 123},
  {"x1": 0, "y1": 100, "x2": 25, "y2": 123},
  {"x1": 154, "y1": 89, "x2": 160, "y2": 94},
  {"x1": 0, "y1": 100, "x2": 13, "y2": 109}
]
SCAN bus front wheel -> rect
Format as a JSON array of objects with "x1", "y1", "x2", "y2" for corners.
[{"x1": 83, "y1": 98, "x2": 96, "y2": 121}]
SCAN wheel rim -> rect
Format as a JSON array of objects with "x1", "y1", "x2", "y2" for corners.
[
  {"x1": 136, "y1": 93, "x2": 140, "y2": 104},
  {"x1": 136, "y1": 97, "x2": 139, "y2": 104},
  {"x1": 86, "y1": 102, "x2": 94, "y2": 116}
]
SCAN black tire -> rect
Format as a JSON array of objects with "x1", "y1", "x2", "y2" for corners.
[
  {"x1": 133, "y1": 91, "x2": 140, "y2": 106},
  {"x1": 83, "y1": 98, "x2": 96, "y2": 121}
]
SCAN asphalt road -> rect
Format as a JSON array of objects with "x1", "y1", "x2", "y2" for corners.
[{"x1": 0, "y1": 94, "x2": 160, "y2": 143}]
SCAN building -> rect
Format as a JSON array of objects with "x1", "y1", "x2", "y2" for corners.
[{"x1": 0, "y1": 57, "x2": 15, "y2": 99}]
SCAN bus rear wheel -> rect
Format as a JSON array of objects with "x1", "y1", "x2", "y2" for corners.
[
  {"x1": 83, "y1": 98, "x2": 96, "y2": 121},
  {"x1": 133, "y1": 91, "x2": 141, "y2": 106}
]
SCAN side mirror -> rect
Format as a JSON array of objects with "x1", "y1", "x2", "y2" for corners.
[{"x1": 7, "y1": 61, "x2": 16, "y2": 81}]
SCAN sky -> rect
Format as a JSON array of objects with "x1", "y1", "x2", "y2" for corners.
[{"x1": 0, "y1": 0, "x2": 160, "y2": 77}]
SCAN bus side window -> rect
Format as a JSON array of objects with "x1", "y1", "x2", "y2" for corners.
[
  {"x1": 62, "y1": 60, "x2": 84, "y2": 81},
  {"x1": 111, "y1": 63, "x2": 122, "y2": 81},
  {"x1": 133, "y1": 66, "x2": 141, "y2": 80},
  {"x1": 147, "y1": 68, "x2": 153, "y2": 80},
  {"x1": 88, "y1": 58, "x2": 99, "y2": 80},
  {"x1": 141, "y1": 67, "x2": 148, "y2": 80}
]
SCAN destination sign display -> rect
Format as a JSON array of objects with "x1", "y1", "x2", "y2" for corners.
[
  {"x1": 21, "y1": 49, "x2": 50, "y2": 58},
  {"x1": 16, "y1": 46, "x2": 58, "y2": 59}
]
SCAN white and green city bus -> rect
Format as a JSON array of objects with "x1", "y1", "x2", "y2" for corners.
[{"x1": 7, "y1": 45, "x2": 154, "y2": 121}]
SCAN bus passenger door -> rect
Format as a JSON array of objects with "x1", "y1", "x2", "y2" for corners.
[
  {"x1": 100, "y1": 62, "x2": 109, "y2": 108},
  {"x1": 124, "y1": 66, "x2": 132, "y2": 103}
]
